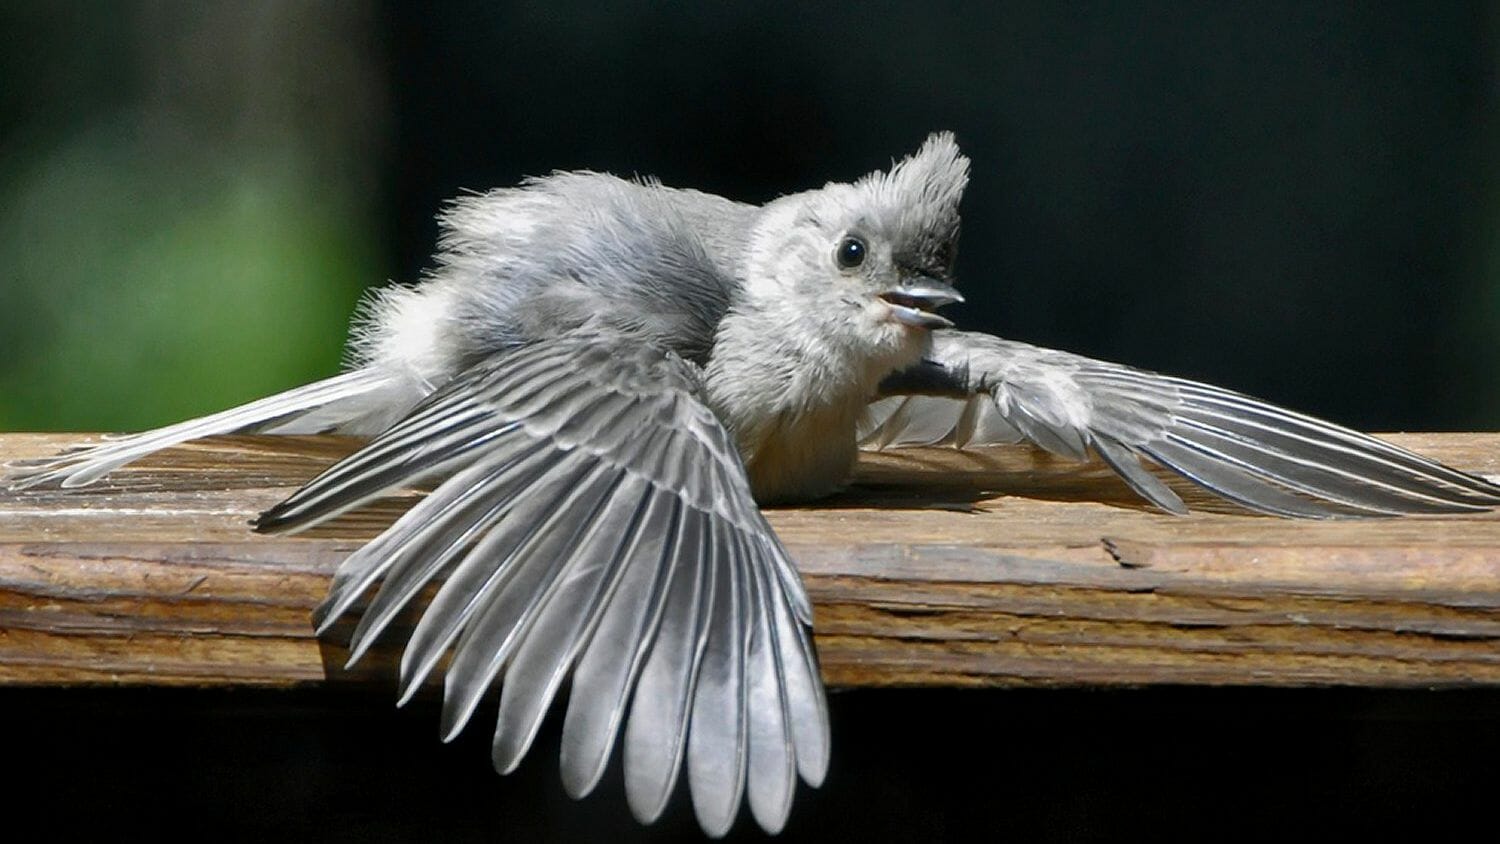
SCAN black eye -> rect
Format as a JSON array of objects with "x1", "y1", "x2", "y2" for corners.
[{"x1": 835, "y1": 236, "x2": 866, "y2": 270}]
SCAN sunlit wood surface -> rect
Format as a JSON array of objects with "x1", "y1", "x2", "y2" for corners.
[{"x1": 2, "y1": 432, "x2": 1498, "y2": 688}]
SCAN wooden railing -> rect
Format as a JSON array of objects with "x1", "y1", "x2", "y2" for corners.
[{"x1": 3, "y1": 432, "x2": 1498, "y2": 688}]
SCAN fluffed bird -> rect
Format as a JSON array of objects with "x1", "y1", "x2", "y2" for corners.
[{"x1": 10, "y1": 132, "x2": 1500, "y2": 836}]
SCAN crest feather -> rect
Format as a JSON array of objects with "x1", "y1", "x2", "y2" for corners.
[
  {"x1": 870, "y1": 132, "x2": 969, "y2": 211},
  {"x1": 857, "y1": 131, "x2": 970, "y2": 273}
]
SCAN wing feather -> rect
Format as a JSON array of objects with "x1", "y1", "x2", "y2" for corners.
[
  {"x1": 243, "y1": 334, "x2": 826, "y2": 837},
  {"x1": 4, "y1": 368, "x2": 394, "y2": 490},
  {"x1": 399, "y1": 459, "x2": 628, "y2": 708},
  {"x1": 1092, "y1": 434, "x2": 1188, "y2": 515},
  {"x1": 1171, "y1": 416, "x2": 1474, "y2": 514},
  {"x1": 768, "y1": 549, "x2": 830, "y2": 787},
  {"x1": 867, "y1": 331, "x2": 1500, "y2": 516},
  {"x1": 311, "y1": 436, "x2": 553, "y2": 636},
  {"x1": 344, "y1": 448, "x2": 593, "y2": 662},
  {"x1": 490, "y1": 486, "x2": 667, "y2": 774},
  {"x1": 687, "y1": 526, "x2": 751, "y2": 838},
  {"x1": 559, "y1": 500, "x2": 692, "y2": 799},
  {"x1": 745, "y1": 538, "x2": 796, "y2": 834},
  {"x1": 623, "y1": 514, "x2": 718, "y2": 823},
  {"x1": 439, "y1": 472, "x2": 642, "y2": 739}
]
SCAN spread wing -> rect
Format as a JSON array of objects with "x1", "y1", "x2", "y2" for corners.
[
  {"x1": 3, "y1": 368, "x2": 403, "y2": 490},
  {"x1": 257, "y1": 333, "x2": 828, "y2": 836},
  {"x1": 861, "y1": 330, "x2": 1500, "y2": 517}
]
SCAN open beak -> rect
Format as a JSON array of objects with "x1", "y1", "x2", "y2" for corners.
[{"x1": 878, "y1": 274, "x2": 964, "y2": 329}]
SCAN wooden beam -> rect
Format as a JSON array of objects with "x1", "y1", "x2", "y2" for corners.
[{"x1": 2, "y1": 432, "x2": 1499, "y2": 689}]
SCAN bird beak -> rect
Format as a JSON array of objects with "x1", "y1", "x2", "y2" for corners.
[{"x1": 877, "y1": 274, "x2": 964, "y2": 329}]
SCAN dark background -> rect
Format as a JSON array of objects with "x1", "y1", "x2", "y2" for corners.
[
  {"x1": 3, "y1": 2, "x2": 1498, "y2": 840},
  {"x1": 6, "y1": 685, "x2": 1498, "y2": 841}
]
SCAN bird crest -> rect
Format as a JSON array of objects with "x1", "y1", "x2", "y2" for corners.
[{"x1": 855, "y1": 132, "x2": 971, "y2": 276}]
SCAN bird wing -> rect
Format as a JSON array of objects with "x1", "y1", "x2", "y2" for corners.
[
  {"x1": 861, "y1": 330, "x2": 1500, "y2": 517},
  {"x1": 3, "y1": 367, "x2": 403, "y2": 490},
  {"x1": 256, "y1": 333, "x2": 828, "y2": 836}
]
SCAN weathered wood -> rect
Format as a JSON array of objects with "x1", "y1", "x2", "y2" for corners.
[{"x1": 2, "y1": 432, "x2": 1499, "y2": 689}]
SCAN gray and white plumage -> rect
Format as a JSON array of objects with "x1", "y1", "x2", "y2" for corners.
[{"x1": 8, "y1": 132, "x2": 1500, "y2": 835}]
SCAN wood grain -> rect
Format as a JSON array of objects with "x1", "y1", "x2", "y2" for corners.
[{"x1": 2, "y1": 432, "x2": 1498, "y2": 689}]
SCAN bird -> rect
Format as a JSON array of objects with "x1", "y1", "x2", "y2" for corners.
[{"x1": 9, "y1": 132, "x2": 1500, "y2": 836}]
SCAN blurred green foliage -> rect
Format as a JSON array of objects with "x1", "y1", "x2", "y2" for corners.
[
  {"x1": 0, "y1": 140, "x2": 373, "y2": 430},
  {"x1": 0, "y1": 2, "x2": 385, "y2": 431}
]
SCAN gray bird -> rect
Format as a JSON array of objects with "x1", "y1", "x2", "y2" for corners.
[{"x1": 10, "y1": 132, "x2": 1500, "y2": 835}]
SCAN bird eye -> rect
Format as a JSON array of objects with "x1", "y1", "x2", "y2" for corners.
[{"x1": 835, "y1": 236, "x2": 866, "y2": 270}]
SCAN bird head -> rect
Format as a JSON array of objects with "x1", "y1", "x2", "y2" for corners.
[{"x1": 742, "y1": 132, "x2": 970, "y2": 365}]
